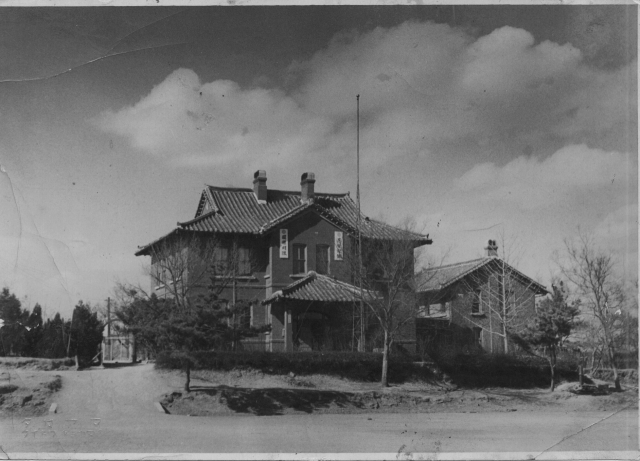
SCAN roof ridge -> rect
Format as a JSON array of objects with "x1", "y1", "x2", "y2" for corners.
[
  {"x1": 206, "y1": 185, "x2": 349, "y2": 198},
  {"x1": 423, "y1": 257, "x2": 489, "y2": 272},
  {"x1": 178, "y1": 209, "x2": 218, "y2": 227},
  {"x1": 282, "y1": 271, "x2": 317, "y2": 295}
]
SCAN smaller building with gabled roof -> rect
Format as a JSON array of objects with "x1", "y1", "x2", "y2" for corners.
[{"x1": 415, "y1": 240, "x2": 547, "y2": 359}]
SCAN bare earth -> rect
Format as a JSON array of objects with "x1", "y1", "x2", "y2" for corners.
[{"x1": 0, "y1": 363, "x2": 637, "y2": 456}]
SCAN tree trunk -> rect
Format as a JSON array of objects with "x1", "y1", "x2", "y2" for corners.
[
  {"x1": 501, "y1": 266, "x2": 508, "y2": 354},
  {"x1": 579, "y1": 361, "x2": 584, "y2": 387},
  {"x1": 606, "y1": 344, "x2": 621, "y2": 391},
  {"x1": 381, "y1": 330, "x2": 389, "y2": 387},
  {"x1": 602, "y1": 326, "x2": 622, "y2": 391},
  {"x1": 184, "y1": 362, "x2": 191, "y2": 392},
  {"x1": 548, "y1": 350, "x2": 556, "y2": 392}
]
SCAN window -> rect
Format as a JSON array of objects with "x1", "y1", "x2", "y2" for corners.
[
  {"x1": 473, "y1": 327, "x2": 483, "y2": 347},
  {"x1": 237, "y1": 247, "x2": 251, "y2": 275},
  {"x1": 213, "y1": 246, "x2": 252, "y2": 276},
  {"x1": 213, "y1": 247, "x2": 229, "y2": 274},
  {"x1": 293, "y1": 244, "x2": 307, "y2": 274},
  {"x1": 471, "y1": 290, "x2": 482, "y2": 314},
  {"x1": 428, "y1": 303, "x2": 447, "y2": 315},
  {"x1": 316, "y1": 244, "x2": 330, "y2": 275}
]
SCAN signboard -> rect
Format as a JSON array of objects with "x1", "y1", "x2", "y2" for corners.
[
  {"x1": 279, "y1": 229, "x2": 288, "y2": 258},
  {"x1": 334, "y1": 231, "x2": 344, "y2": 260}
]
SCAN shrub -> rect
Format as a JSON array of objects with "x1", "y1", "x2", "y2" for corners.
[
  {"x1": 46, "y1": 376, "x2": 62, "y2": 392},
  {"x1": 438, "y1": 353, "x2": 578, "y2": 388},
  {"x1": 156, "y1": 350, "x2": 432, "y2": 383}
]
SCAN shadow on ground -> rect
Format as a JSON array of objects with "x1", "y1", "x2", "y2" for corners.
[{"x1": 164, "y1": 385, "x2": 362, "y2": 416}]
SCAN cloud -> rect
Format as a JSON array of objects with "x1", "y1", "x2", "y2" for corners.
[
  {"x1": 453, "y1": 144, "x2": 635, "y2": 210},
  {"x1": 593, "y1": 203, "x2": 638, "y2": 279},
  {"x1": 95, "y1": 68, "x2": 334, "y2": 171},
  {"x1": 93, "y1": 21, "x2": 634, "y2": 176}
]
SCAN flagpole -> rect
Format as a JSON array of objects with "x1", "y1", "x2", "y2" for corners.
[{"x1": 357, "y1": 94, "x2": 365, "y2": 352}]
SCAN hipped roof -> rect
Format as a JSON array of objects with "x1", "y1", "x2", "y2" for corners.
[
  {"x1": 262, "y1": 271, "x2": 376, "y2": 305},
  {"x1": 136, "y1": 186, "x2": 431, "y2": 256}
]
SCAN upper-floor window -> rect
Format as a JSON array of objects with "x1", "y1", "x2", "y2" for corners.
[
  {"x1": 213, "y1": 245, "x2": 252, "y2": 276},
  {"x1": 429, "y1": 302, "x2": 449, "y2": 315},
  {"x1": 237, "y1": 247, "x2": 251, "y2": 275},
  {"x1": 213, "y1": 247, "x2": 229, "y2": 274},
  {"x1": 293, "y1": 244, "x2": 307, "y2": 274},
  {"x1": 316, "y1": 244, "x2": 330, "y2": 275},
  {"x1": 471, "y1": 289, "x2": 482, "y2": 314}
]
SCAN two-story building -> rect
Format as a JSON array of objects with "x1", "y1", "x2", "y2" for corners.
[
  {"x1": 415, "y1": 240, "x2": 547, "y2": 360},
  {"x1": 135, "y1": 170, "x2": 432, "y2": 352}
]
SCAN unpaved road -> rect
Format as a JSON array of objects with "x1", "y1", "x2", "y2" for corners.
[{"x1": 0, "y1": 364, "x2": 637, "y2": 457}]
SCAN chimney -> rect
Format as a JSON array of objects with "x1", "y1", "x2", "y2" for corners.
[
  {"x1": 300, "y1": 172, "x2": 315, "y2": 203},
  {"x1": 485, "y1": 239, "x2": 498, "y2": 257},
  {"x1": 253, "y1": 170, "x2": 267, "y2": 203}
]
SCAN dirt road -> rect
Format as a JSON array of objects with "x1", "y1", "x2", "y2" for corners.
[{"x1": 0, "y1": 364, "x2": 637, "y2": 457}]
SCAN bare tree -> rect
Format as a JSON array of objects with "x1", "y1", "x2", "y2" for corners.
[
  {"x1": 145, "y1": 231, "x2": 221, "y2": 311},
  {"x1": 559, "y1": 230, "x2": 627, "y2": 391},
  {"x1": 351, "y1": 220, "x2": 431, "y2": 387}
]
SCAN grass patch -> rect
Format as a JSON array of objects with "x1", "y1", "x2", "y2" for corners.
[{"x1": 0, "y1": 357, "x2": 75, "y2": 370}]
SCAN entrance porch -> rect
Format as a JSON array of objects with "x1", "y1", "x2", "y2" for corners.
[{"x1": 262, "y1": 271, "x2": 370, "y2": 352}]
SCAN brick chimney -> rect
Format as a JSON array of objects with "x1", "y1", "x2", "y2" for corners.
[
  {"x1": 485, "y1": 239, "x2": 498, "y2": 257},
  {"x1": 300, "y1": 172, "x2": 315, "y2": 203},
  {"x1": 253, "y1": 170, "x2": 267, "y2": 203}
]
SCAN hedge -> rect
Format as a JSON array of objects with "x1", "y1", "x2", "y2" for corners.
[
  {"x1": 156, "y1": 350, "x2": 580, "y2": 388},
  {"x1": 155, "y1": 350, "x2": 433, "y2": 383},
  {"x1": 438, "y1": 353, "x2": 579, "y2": 388}
]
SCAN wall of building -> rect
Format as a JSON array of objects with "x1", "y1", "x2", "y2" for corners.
[
  {"x1": 417, "y1": 270, "x2": 538, "y2": 356},
  {"x1": 268, "y1": 212, "x2": 353, "y2": 288}
]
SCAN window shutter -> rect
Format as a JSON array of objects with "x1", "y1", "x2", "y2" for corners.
[{"x1": 279, "y1": 229, "x2": 288, "y2": 258}]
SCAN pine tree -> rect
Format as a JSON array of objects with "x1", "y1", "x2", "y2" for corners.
[
  {"x1": 0, "y1": 288, "x2": 26, "y2": 356},
  {"x1": 512, "y1": 282, "x2": 580, "y2": 391},
  {"x1": 115, "y1": 268, "x2": 270, "y2": 392},
  {"x1": 69, "y1": 301, "x2": 104, "y2": 366},
  {"x1": 23, "y1": 303, "x2": 44, "y2": 357}
]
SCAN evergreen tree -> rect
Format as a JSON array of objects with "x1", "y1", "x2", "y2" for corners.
[
  {"x1": 69, "y1": 301, "x2": 104, "y2": 366},
  {"x1": 37, "y1": 313, "x2": 67, "y2": 358},
  {"x1": 512, "y1": 282, "x2": 580, "y2": 391},
  {"x1": 0, "y1": 288, "x2": 26, "y2": 356},
  {"x1": 23, "y1": 303, "x2": 44, "y2": 357},
  {"x1": 115, "y1": 271, "x2": 269, "y2": 391}
]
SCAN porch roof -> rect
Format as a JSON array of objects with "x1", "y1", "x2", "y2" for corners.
[{"x1": 262, "y1": 271, "x2": 374, "y2": 305}]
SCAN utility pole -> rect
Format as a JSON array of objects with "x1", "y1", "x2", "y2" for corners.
[
  {"x1": 106, "y1": 297, "x2": 111, "y2": 363},
  {"x1": 357, "y1": 94, "x2": 365, "y2": 352}
]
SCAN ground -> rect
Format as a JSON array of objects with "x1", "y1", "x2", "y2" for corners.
[
  {"x1": 0, "y1": 361, "x2": 637, "y2": 456},
  {"x1": 0, "y1": 358, "x2": 73, "y2": 418},
  {"x1": 159, "y1": 367, "x2": 638, "y2": 416}
]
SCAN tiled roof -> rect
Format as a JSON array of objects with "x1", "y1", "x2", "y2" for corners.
[
  {"x1": 136, "y1": 186, "x2": 431, "y2": 255},
  {"x1": 415, "y1": 257, "x2": 547, "y2": 294},
  {"x1": 262, "y1": 271, "x2": 375, "y2": 305}
]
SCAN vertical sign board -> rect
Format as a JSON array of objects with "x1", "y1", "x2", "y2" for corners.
[
  {"x1": 334, "y1": 231, "x2": 344, "y2": 260},
  {"x1": 279, "y1": 229, "x2": 288, "y2": 258}
]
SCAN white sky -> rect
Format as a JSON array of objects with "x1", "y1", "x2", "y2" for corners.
[{"x1": 0, "y1": 3, "x2": 636, "y2": 319}]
